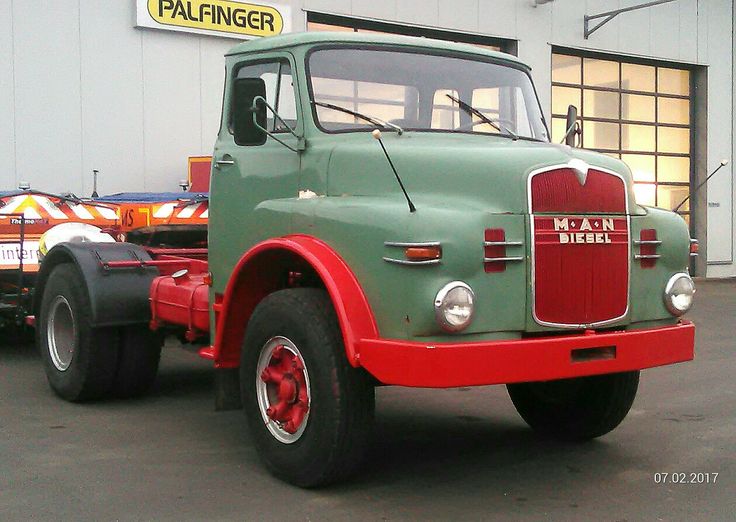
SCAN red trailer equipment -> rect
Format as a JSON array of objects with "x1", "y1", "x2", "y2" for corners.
[{"x1": 0, "y1": 157, "x2": 211, "y2": 329}]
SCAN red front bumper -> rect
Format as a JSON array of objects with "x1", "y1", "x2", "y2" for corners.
[{"x1": 357, "y1": 321, "x2": 694, "y2": 387}]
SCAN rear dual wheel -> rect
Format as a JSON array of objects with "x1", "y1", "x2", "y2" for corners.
[
  {"x1": 241, "y1": 288, "x2": 375, "y2": 488},
  {"x1": 39, "y1": 263, "x2": 162, "y2": 401},
  {"x1": 114, "y1": 326, "x2": 164, "y2": 398}
]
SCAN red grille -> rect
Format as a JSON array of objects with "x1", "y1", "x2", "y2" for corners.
[
  {"x1": 533, "y1": 215, "x2": 629, "y2": 326},
  {"x1": 484, "y1": 229, "x2": 506, "y2": 273},
  {"x1": 531, "y1": 168, "x2": 626, "y2": 214},
  {"x1": 530, "y1": 167, "x2": 629, "y2": 326},
  {"x1": 638, "y1": 229, "x2": 658, "y2": 269}
]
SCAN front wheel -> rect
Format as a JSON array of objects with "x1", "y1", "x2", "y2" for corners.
[
  {"x1": 241, "y1": 288, "x2": 375, "y2": 487},
  {"x1": 507, "y1": 371, "x2": 640, "y2": 441}
]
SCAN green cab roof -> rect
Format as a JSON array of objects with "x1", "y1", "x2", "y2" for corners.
[{"x1": 225, "y1": 31, "x2": 529, "y2": 69}]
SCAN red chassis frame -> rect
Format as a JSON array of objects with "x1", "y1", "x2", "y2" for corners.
[{"x1": 102, "y1": 239, "x2": 695, "y2": 389}]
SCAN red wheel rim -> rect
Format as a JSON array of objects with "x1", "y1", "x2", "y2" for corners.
[{"x1": 256, "y1": 336, "x2": 311, "y2": 443}]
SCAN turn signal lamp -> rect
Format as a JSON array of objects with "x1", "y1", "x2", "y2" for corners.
[{"x1": 404, "y1": 245, "x2": 442, "y2": 262}]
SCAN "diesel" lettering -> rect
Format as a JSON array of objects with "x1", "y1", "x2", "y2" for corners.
[
  {"x1": 559, "y1": 232, "x2": 612, "y2": 244},
  {"x1": 552, "y1": 217, "x2": 616, "y2": 244}
]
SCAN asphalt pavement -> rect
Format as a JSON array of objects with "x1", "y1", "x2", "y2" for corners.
[{"x1": 0, "y1": 280, "x2": 734, "y2": 521}]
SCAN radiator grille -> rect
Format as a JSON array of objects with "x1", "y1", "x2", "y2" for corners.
[{"x1": 530, "y1": 166, "x2": 629, "y2": 327}]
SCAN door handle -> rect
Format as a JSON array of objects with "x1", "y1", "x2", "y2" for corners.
[{"x1": 214, "y1": 155, "x2": 235, "y2": 169}]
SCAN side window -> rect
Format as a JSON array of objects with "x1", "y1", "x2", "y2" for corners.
[{"x1": 232, "y1": 60, "x2": 298, "y2": 136}]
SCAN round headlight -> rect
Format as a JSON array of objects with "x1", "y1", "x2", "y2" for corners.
[
  {"x1": 434, "y1": 281, "x2": 475, "y2": 332},
  {"x1": 663, "y1": 273, "x2": 695, "y2": 316}
]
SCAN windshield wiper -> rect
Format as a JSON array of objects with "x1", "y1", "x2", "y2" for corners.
[
  {"x1": 311, "y1": 101, "x2": 404, "y2": 134},
  {"x1": 445, "y1": 94, "x2": 518, "y2": 140}
]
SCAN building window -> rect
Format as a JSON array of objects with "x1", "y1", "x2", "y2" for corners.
[
  {"x1": 551, "y1": 52, "x2": 692, "y2": 226},
  {"x1": 307, "y1": 13, "x2": 510, "y2": 54}
]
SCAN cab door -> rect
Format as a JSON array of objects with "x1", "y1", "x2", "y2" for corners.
[{"x1": 209, "y1": 54, "x2": 303, "y2": 295}]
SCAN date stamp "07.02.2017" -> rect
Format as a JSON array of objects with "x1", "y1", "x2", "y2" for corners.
[{"x1": 654, "y1": 472, "x2": 719, "y2": 484}]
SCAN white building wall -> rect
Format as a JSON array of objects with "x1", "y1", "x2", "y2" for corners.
[
  {"x1": 79, "y1": 0, "x2": 145, "y2": 194},
  {"x1": 12, "y1": 1, "x2": 83, "y2": 194},
  {"x1": 0, "y1": 0, "x2": 16, "y2": 189},
  {"x1": 2, "y1": 0, "x2": 233, "y2": 195},
  {"x1": 1, "y1": 0, "x2": 734, "y2": 275}
]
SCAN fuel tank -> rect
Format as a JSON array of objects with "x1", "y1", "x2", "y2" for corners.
[{"x1": 150, "y1": 270, "x2": 210, "y2": 337}]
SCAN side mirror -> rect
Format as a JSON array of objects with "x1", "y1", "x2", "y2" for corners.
[
  {"x1": 564, "y1": 104, "x2": 580, "y2": 147},
  {"x1": 231, "y1": 78, "x2": 267, "y2": 146}
]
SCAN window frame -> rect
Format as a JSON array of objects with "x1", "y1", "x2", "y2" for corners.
[
  {"x1": 228, "y1": 55, "x2": 302, "y2": 144},
  {"x1": 305, "y1": 43, "x2": 549, "y2": 142},
  {"x1": 551, "y1": 48, "x2": 694, "y2": 225}
]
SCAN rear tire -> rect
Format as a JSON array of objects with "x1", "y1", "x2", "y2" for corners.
[
  {"x1": 507, "y1": 371, "x2": 640, "y2": 441},
  {"x1": 38, "y1": 263, "x2": 119, "y2": 401},
  {"x1": 241, "y1": 288, "x2": 375, "y2": 488},
  {"x1": 113, "y1": 325, "x2": 163, "y2": 398}
]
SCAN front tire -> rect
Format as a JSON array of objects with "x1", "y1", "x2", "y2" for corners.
[
  {"x1": 241, "y1": 288, "x2": 375, "y2": 487},
  {"x1": 507, "y1": 371, "x2": 640, "y2": 441},
  {"x1": 38, "y1": 263, "x2": 119, "y2": 401}
]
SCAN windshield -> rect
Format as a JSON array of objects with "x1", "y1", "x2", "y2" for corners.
[{"x1": 308, "y1": 47, "x2": 548, "y2": 141}]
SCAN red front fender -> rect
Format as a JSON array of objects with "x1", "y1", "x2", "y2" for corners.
[{"x1": 212, "y1": 235, "x2": 379, "y2": 368}]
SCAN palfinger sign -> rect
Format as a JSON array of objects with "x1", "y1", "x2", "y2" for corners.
[{"x1": 136, "y1": 0, "x2": 291, "y2": 39}]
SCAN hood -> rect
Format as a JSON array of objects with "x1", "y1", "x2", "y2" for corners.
[{"x1": 326, "y1": 133, "x2": 635, "y2": 214}]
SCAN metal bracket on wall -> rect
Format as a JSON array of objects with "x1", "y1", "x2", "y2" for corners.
[{"x1": 584, "y1": 0, "x2": 677, "y2": 39}]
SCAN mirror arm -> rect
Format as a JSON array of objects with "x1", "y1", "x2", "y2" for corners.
[
  {"x1": 560, "y1": 120, "x2": 581, "y2": 146},
  {"x1": 252, "y1": 96, "x2": 306, "y2": 152}
]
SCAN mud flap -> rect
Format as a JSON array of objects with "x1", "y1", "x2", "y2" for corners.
[{"x1": 215, "y1": 367, "x2": 242, "y2": 411}]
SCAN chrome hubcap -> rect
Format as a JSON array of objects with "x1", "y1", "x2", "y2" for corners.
[
  {"x1": 47, "y1": 296, "x2": 75, "y2": 372},
  {"x1": 256, "y1": 336, "x2": 311, "y2": 444}
]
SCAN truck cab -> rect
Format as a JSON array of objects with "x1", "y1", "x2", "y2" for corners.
[{"x1": 35, "y1": 32, "x2": 695, "y2": 487}]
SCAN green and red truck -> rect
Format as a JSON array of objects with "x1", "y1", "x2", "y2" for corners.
[{"x1": 33, "y1": 32, "x2": 696, "y2": 487}]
